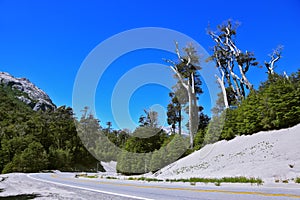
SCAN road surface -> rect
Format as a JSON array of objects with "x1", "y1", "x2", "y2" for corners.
[{"x1": 27, "y1": 173, "x2": 300, "y2": 200}]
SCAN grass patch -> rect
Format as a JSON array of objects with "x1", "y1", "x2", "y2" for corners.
[
  {"x1": 215, "y1": 182, "x2": 221, "y2": 186},
  {"x1": 295, "y1": 177, "x2": 300, "y2": 184},
  {"x1": 106, "y1": 176, "x2": 117, "y2": 179},
  {"x1": 128, "y1": 176, "x2": 263, "y2": 185},
  {"x1": 128, "y1": 177, "x2": 164, "y2": 182},
  {"x1": 137, "y1": 177, "x2": 164, "y2": 182},
  {"x1": 75, "y1": 174, "x2": 98, "y2": 178},
  {"x1": 86, "y1": 175, "x2": 98, "y2": 178},
  {"x1": 166, "y1": 177, "x2": 262, "y2": 185}
]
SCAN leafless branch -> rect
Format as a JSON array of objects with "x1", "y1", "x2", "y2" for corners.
[{"x1": 265, "y1": 45, "x2": 283, "y2": 74}]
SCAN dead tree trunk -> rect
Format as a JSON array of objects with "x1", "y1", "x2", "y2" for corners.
[
  {"x1": 178, "y1": 108, "x2": 182, "y2": 135},
  {"x1": 215, "y1": 69, "x2": 229, "y2": 109},
  {"x1": 167, "y1": 42, "x2": 199, "y2": 148},
  {"x1": 265, "y1": 45, "x2": 283, "y2": 75}
]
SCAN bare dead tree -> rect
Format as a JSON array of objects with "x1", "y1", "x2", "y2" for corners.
[
  {"x1": 283, "y1": 71, "x2": 289, "y2": 79},
  {"x1": 264, "y1": 45, "x2": 283, "y2": 75},
  {"x1": 208, "y1": 20, "x2": 258, "y2": 104},
  {"x1": 165, "y1": 42, "x2": 201, "y2": 148}
]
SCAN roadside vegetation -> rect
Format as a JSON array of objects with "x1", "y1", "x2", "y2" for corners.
[
  {"x1": 75, "y1": 173, "x2": 98, "y2": 178},
  {"x1": 126, "y1": 176, "x2": 263, "y2": 185},
  {"x1": 105, "y1": 176, "x2": 118, "y2": 180}
]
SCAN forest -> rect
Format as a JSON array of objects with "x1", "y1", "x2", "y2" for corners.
[{"x1": 0, "y1": 85, "x2": 100, "y2": 173}]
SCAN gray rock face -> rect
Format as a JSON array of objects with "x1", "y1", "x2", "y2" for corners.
[{"x1": 0, "y1": 72, "x2": 56, "y2": 111}]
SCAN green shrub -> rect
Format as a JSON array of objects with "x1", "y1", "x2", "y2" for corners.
[
  {"x1": 166, "y1": 176, "x2": 263, "y2": 185},
  {"x1": 105, "y1": 176, "x2": 117, "y2": 179},
  {"x1": 215, "y1": 182, "x2": 221, "y2": 186},
  {"x1": 126, "y1": 176, "x2": 263, "y2": 185}
]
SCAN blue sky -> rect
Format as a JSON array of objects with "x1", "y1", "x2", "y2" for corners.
[{"x1": 0, "y1": 0, "x2": 300, "y2": 130}]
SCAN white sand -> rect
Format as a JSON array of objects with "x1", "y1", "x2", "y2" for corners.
[
  {"x1": 101, "y1": 161, "x2": 117, "y2": 173},
  {"x1": 151, "y1": 124, "x2": 300, "y2": 183}
]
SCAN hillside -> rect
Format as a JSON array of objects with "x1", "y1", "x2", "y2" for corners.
[
  {"x1": 0, "y1": 75, "x2": 99, "y2": 173},
  {"x1": 151, "y1": 124, "x2": 300, "y2": 183},
  {"x1": 0, "y1": 72, "x2": 56, "y2": 111}
]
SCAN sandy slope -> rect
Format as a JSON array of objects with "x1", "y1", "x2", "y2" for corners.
[
  {"x1": 152, "y1": 124, "x2": 300, "y2": 183},
  {"x1": 101, "y1": 161, "x2": 117, "y2": 173}
]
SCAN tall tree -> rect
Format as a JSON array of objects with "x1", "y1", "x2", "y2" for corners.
[
  {"x1": 165, "y1": 42, "x2": 202, "y2": 148},
  {"x1": 139, "y1": 109, "x2": 159, "y2": 128},
  {"x1": 166, "y1": 92, "x2": 182, "y2": 134},
  {"x1": 105, "y1": 121, "x2": 112, "y2": 133},
  {"x1": 208, "y1": 20, "x2": 258, "y2": 105}
]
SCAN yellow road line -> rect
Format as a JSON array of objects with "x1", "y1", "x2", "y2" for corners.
[{"x1": 50, "y1": 174, "x2": 300, "y2": 199}]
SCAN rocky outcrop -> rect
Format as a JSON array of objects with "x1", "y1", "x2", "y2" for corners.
[{"x1": 0, "y1": 72, "x2": 56, "y2": 111}]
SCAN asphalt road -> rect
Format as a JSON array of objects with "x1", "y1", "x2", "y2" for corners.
[{"x1": 28, "y1": 173, "x2": 300, "y2": 200}]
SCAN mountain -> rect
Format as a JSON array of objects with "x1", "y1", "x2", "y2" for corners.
[
  {"x1": 151, "y1": 123, "x2": 300, "y2": 183},
  {"x1": 0, "y1": 73, "x2": 101, "y2": 173},
  {"x1": 0, "y1": 72, "x2": 56, "y2": 111}
]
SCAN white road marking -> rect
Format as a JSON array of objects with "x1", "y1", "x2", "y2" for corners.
[{"x1": 27, "y1": 174, "x2": 154, "y2": 200}]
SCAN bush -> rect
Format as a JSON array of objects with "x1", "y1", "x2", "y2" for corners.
[
  {"x1": 166, "y1": 176, "x2": 263, "y2": 185},
  {"x1": 3, "y1": 142, "x2": 49, "y2": 173}
]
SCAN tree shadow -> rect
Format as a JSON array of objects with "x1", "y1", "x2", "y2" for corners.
[{"x1": 0, "y1": 194, "x2": 41, "y2": 199}]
